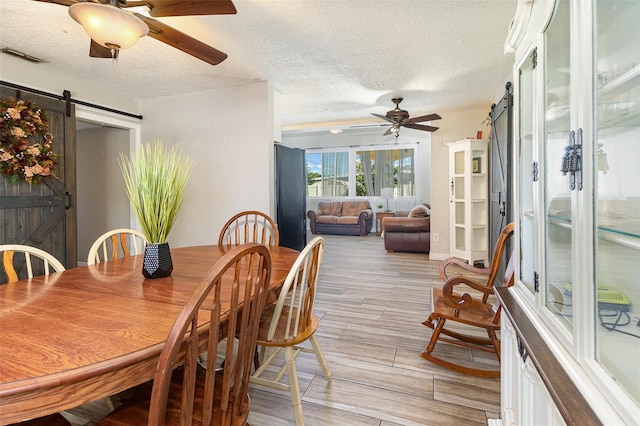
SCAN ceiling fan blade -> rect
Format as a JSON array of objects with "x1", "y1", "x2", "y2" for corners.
[
  {"x1": 403, "y1": 123, "x2": 439, "y2": 132},
  {"x1": 124, "y1": 0, "x2": 237, "y2": 17},
  {"x1": 372, "y1": 113, "x2": 396, "y2": 124},
  {"x1": 136, "y1": 14, "x2": 227, "y2": 65},
  {"x1": 89, "y1": 39, "x2": 119, "y2": 58},
  {"x1": 33, "y1": 0, "x2": 80, "y2": 6},
  {"x1": 403, "y1": 113, "x2": 442, "y2": 125},
  {"x1": 350, "y1": 123, "x2": 387, "y2": 128}
]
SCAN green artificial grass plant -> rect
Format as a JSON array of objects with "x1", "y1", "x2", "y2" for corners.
[{"x1": 120, "y1": 140, "x2": 193, "y2": 244}]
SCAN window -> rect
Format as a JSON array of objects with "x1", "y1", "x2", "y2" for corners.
[
  {"x1": 306, "y1": 151, "x2": 349, "y2": 197},
  {"x1": 306, "y1": 146, "x2": 415, "y2": 197}
]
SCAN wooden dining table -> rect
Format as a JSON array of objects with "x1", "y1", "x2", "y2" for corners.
[{"x1": 0, "y1": 244, "x2": 299, "y2": 425}]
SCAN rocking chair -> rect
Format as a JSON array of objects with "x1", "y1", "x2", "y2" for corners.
[{"x1": 421, "y1": 222, "x2": 515, "y2": 377}]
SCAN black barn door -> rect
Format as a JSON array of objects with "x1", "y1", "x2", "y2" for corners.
[
  {"x1": 1, "y1": 85, "x2": 77, "y2": 282},
  {"x1": 489, "y1": 83, "x2": 513, "y2": 258},
  {"x1": 275, "y1": 144, "x2": 307, "y2": 251}
]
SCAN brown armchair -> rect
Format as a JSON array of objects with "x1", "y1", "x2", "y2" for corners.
[{"x1": 382, "y1": 204, "x2": 430, "y2": 253}]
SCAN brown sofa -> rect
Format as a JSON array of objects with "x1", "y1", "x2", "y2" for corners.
[
  {"x1": 382, "y1": 204, "x2": 430, "y2": 253},
  {"x1": 307, "y1": 201, "x2": 373, "y2": 236}
]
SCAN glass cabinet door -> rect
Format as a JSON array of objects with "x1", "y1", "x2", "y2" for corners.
[
  {"x1": 543, "y1": 0, "x2": 573, "y2": 331},
  {"x1": 593, "y1": 0, "x2": 640, "y2": 406},
  {"x1": 518, "y1": 50, "x2": 536, "y2": 294}
]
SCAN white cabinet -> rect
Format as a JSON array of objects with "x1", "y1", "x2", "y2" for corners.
[
  {"x1": 503, "y1": 0, "x2": 640, "y2": 424},
  {"x1": 448, "y1": 139, "x2": 488, "y2": 264}
]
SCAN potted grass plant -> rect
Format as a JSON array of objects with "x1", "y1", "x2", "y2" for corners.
[{"x1": 120, "y1": 140, "x2": 193, "y2": 279}]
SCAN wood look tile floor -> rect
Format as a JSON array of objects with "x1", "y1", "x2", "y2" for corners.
[{"x1": 62, "y1": 233, "x2": 501, "y2": 426}]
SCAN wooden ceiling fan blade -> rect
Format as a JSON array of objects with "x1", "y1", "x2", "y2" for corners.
[
  {"x1": 89, "y1": 39, "x2": 119, "y2": 58},
  {"x1": 33, "y1": 0, "x2": 80, "y2": 6},
  {"x1": 136, "y1": 14, "x2": 227, "y2": 65},
  {"x1": 403, "y1": 113, "x2": 442, "y2": 125},
  {"x1": 372, "y1": 113, "x2": 395, "y2": 124},
  {"x1": 124, "y1": 0, "x2": 237, "y2": 17},
  {"x1": 350, "y1": 123, "x2": 387, "y2": 128},
  {"x1": 403, "y1": 123, "x2": 439, "y2": 132}
]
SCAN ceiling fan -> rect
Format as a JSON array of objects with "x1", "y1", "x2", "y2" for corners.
[
  {"x1": 367, "y1": 97, "x2": 441, "y2": 137},
  {"x1": 36, "y1": 0, "x2": 236, "y2": 65}
]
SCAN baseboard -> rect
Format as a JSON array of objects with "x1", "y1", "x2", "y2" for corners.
[{"x1": 427, "y1": 251, "x2": 449, "y2": 261}]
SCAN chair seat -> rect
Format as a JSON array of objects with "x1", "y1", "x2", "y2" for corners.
[
  {"x1": 98, "y1": 367, "x2": 249, "y2": 426},
  {"x1": 256, "y1": 305, "x2": 320, "y2": 347},
  {"x1": 430, "y1": 288, "x2": 498, "y2": 328}
]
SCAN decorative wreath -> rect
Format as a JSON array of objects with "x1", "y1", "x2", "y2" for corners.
[{"x1": 0, "y1": 97, "x2": 58, "y2": 184}]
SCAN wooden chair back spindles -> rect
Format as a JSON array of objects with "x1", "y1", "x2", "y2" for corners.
[
  {"x1": 421, "y1": 222, "x2": 515, "y2": 378},
  {"x1": 87, "y1": 228, "x2": 147, "y2": 265},
  {"x1": 97, "y1": 243, "x2": 272, "y2": 426},
  {"x1": 0, "y1": 244, "x2": 65, "y2": 284},
  {"x1": 250, "y1": 236, "x2": 331, "y2": 425},
  {"x1": 218, "y1": 211, "x2": 279, "y2": 248}
]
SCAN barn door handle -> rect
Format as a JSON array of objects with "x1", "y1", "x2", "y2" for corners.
[{"x1": 65, "y1": 192, "x2": 72, "y2": 209}]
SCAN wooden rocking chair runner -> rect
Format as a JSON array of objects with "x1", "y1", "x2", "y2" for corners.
[{"x1": 421, "y1": 222, "x2": 515, "y2": 378}]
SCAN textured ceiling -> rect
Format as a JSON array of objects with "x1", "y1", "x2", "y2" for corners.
[{"x1": 0, "y1": 0, "x2": 516, "y2": 131}]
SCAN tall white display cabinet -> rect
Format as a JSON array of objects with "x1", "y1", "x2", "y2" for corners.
[
  {"x1": 448, "y1": 138, "x2": 488, "y2": 265},
  {"x1": 498, "y1": 0, "x2": 640, "y2": 425}
]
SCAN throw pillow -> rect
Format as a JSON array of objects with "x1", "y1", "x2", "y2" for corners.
[
  {"x1": 408, "y1": 204, "x2": 429, "y2": 218},
  {"x1": 318, "y1": 202, "x2": 332, "y2": 216},
  {"x1": 356, "y1": 201, "x2": 371, "y2": 213},
  {"x1": 342, "y1": 202, "x2": 359, "y2": 216}
]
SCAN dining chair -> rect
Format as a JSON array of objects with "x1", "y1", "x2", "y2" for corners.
[
  {"x1": 218, "y1": 210, "x2": 279, "y2": 248},
  {"x1": 87, "y1": 228, "x2": 147, "y2": 265},
  {"x1": 97, "y1": 242, "x2": 272, "y2": 426},
  {"x1": 0, "y1": 244, "x2": 69, "y2": 425},
  {"x1": 421, "y1": 222, "x2": 515, "y2": 378},
  {"x1": 250, "y1": 236, "x2": 332, "y2": 426},
  {"x1": 0, "y1": 244, "x2": 65, "y2": 283}
]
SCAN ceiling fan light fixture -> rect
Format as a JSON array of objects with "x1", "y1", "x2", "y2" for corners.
[{"x1": 69, "y1": 3, "x2": 149, "y2": 50}]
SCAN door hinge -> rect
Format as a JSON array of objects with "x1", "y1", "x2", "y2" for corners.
[
  {"x1": 532, "y1": 47, "x2": 537, "y2": 69},
  {"x1": 534, "y1": 271, "x2": 539, "y2": 293},
  {"x1": 517, "y1": 335, "x2": 529, "y2": 363},
  {"x1": 532, "y1": 161, "x2": 539, "y2": 182},
  {"x1": 560, "y1": 129, "x2": 582, "y2": 190}
]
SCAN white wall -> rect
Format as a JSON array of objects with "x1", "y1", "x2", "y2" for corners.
[
  {"x1": 428, "y1": 104, "x2": 492, "y2": 261},
  {"x1": 139, "y1": 82, "x2": 278, "y2": 248},
  {"x1": 0, "y1": 55, "x2": 140, "y2": 114},
  {"x1": 76, "y1": 127, "x2": 130, "y2": 264}
]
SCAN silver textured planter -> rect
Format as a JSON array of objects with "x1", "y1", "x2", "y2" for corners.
[{"x1": 142, "y1": 242, "x2": 173, "y2": 279}]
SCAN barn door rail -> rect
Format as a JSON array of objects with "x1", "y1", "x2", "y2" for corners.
[{"x1": 0, "y1": 81, "x2": 143, "y2": 120}]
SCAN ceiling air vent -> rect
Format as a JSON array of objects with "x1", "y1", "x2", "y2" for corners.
[{"x1": 1, "y1": 47, "x2": 43, "y2": 63}]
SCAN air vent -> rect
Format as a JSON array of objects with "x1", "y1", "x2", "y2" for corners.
[{"x1": 1, "y1": 47, "x2": 43, "y2": 63}]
